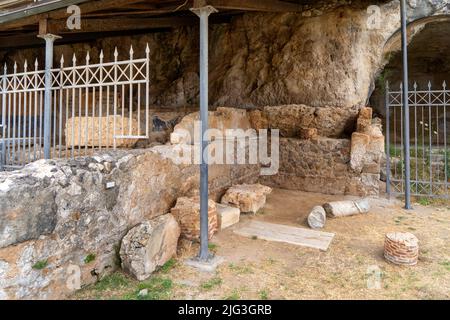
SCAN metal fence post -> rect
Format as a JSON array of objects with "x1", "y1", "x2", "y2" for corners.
[
  {"x1": 385, "y1": 81, "x2": 391, "y2": 199},
  {"x1": 1, "y1": 64, "x2": 6, "y2": 170},
  {"x1": 191, "y1": 5, "x2": 218, "y2": 262},
  {"x1": 400, "y1": 0, "x2": 412, "y2": 209},
  {"x1": 38, "y1": 33, "x2": 60, "y2": 159}
]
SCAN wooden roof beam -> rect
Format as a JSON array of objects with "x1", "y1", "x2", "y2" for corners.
[
  {"x1": 46, "y1": 16, "x2": 197, "y2": 34},
  {"x1": 204, "y1": 0, "x2": 302, "y2": 12}
]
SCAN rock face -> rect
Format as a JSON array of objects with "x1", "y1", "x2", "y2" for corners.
[
  {"x1": 120, "y1": 214, "x2": 180, "y2": 281},
  {"x1": 170, "y1": 197, "x2": 218, "y2": 241},
  {"x1": 0, "y1": 147, "x2": 259, "y2": 299},
  {"x1": 221, "y1": 184, "x2": 272, "y2": 214},
  {"x1": 2, "y1": 1, "x2": 448, "y2": 124}
]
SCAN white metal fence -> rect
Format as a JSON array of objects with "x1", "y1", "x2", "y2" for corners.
[{"x1": 0, "y1": 45, "x2": 150, "y2": 170}]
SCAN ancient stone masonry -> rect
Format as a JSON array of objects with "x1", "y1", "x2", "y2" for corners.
[
  {"x1": 261, "y1": 107, "x2": 385, "y2": 196},
  {"x1": 0, "y1": 146, "x2": 259, "y2": 299},
  {"x1": 384, "y1": 232, "x2": 419, "y2": 266}
]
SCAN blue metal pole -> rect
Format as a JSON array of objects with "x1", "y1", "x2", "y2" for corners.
[
  {"x1": 400, "y1": 0, "x2": 412, "y2": 209},
  {"x1": 191, "y1": 5, "x2": 217, "y2": 261}
]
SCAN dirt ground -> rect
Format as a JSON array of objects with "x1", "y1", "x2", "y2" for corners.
[{"x1": 75, "y1": 188, "x2": 450, "y2": 300}]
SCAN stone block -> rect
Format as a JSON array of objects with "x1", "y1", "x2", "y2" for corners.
[
  {"x1": 221, "y1": 184, "x2": 272, "y2": 214},
  {"x1": 65, "y1": 115, "x2": 140, "y2": 148},
  {"x1": 170, "y1": 197, "x2": 218, "y2": 241},
  {"x1": 359, "y1": 107, "x2": 373, "y2": 120},
  {"x1": 120, "y1": 214, "x2": 180, "y2": 281},
  {"x1": 356, "y1": 117, "x2": 372, "y2": 133},
  {"x1": 216, "y1": 204, "x2": 240, "y2": 229}
]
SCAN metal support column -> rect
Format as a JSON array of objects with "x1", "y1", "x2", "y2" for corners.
[
  {"x1": 38, "y1": 33, "x2": 60, "y2": 159},
  {"x1": 400, "y1": 0, "x2": 412, "y2": 209},
  {"x1": 191, "y1": 5, "x2": 217, "y2": 261}
]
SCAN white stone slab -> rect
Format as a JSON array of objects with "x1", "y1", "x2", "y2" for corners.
[{"x1": 234, "y1": 220, "x2": 334, "y2": 251}]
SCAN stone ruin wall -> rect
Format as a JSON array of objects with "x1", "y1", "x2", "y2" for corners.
[
  {"x1": 0, "y1": 147, "x2": 259, "y2": 299},
  {"x1": 0, "y1": 0, "x2": 448, "y2": 299}
]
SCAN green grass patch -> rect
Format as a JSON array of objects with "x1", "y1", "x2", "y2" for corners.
[
  {"x1": 259, "y1": 290, "x2": 269, "y2": 300},
  {"x1": 159, "y1": 258, "x2": 176, "y2": 273},
  {"x1": 223, "y1": 290, "x2": 240, "y2": 300},
  {"x1": 208, "y1": 243, "x2": 218, "y2": 252},
  {"x1": 94, "y1": 273, "x2": 131, "y2": 292},
  {"x1": 84, "y1": 253, "x2": 96, "y2": 264},
  {"x1": 201, "y1": 277, "x2": 223, "y2": 290},
  {"x1": 228, "y1": 263, "x2": 253, "y2": 274},
  {"x1": 32, "y1": 260, "x2": 48, "y2": 270},
  {"x1": 418, "y1": 198, "x2": 431, "y2": 206},
  {"x1": 440, "y1": 261, "x2": 450, "y2": 272},
  {"x1": 131, "y1": 277, "x2": 173, "y2": 300}
]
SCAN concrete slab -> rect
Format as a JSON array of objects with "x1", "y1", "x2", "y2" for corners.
[{"x1": 184, "y1": 255, "x2": 225, "y2": 273}]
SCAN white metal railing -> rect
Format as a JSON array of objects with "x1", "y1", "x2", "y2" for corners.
[{"x1": 0, "y1": 44, "x2": 150, "y2": 170}]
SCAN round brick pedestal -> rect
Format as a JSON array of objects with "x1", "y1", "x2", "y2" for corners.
[{"x1": 384, "y1": 232, "x2": 419, "y2": 266}]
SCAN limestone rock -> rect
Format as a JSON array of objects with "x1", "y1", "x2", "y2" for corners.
[
  {"x1": 221, "y1": 184, "x2": 272, "y2": 214},
  {"x1": 350, "y1": 132, "x2": 371, "y2": 173},
  {"x1": 120, "y1": 214, "x2": 180, "y2": 281},
  {"x1": 216, "y1": 204, "x2": 240, "y2": 230},
  {"x1": 170, "y1": 197, "x2": 218, "y2": 241},
  {"x1": 358, "y1": 107, "x2": 373, "y2": 120},
  {"x1": 248, "y1": 109, "x2": 269, "y2": 130},
  {"x1": 299, "y1": 128, "x2": 318, "y2": 140},
  {"x1": 0, "y1": 147, "x2": 259, "y2": 299}
]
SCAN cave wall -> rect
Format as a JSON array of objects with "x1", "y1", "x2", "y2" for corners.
[
  {"x1": 2, "y1": 1, "x2": 449, "y2": 116},
  {"x1": 0, "y1": 1, "x2": 403, "y2": 113}
]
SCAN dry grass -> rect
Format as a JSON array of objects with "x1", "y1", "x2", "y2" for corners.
[{"x1": 74, "y1": 189, "x2": 450, "y2": 300}]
